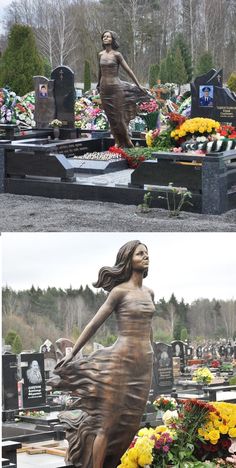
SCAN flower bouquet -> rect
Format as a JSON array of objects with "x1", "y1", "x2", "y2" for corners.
[
  {"x1": 74, "y1": 97, "x2": 108, "y2": 130},
  {"x1": 0, "y1": 88, "x2": 35, "y2": 128},
  {"x1": 153, "y1": 396, "x2": 177, "y2": 412},
  {"x1": 108, "y1": 146, "x2": 151, "y2": 169},
  {"x1": 138, "y1": 99, "x2": 159, "y2": 130},
  {"x1": 192, "y1": 367, "x2": 214, "y2": 385},
  {"x1": 118, "y1": 399, "x2": 228, "y2": 467},
  {"x1": 49, "y1": 119, "x2": 62, "y2": 127}
]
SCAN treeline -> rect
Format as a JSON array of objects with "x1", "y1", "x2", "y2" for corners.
[
  {"x1": 0, "y1": 0, "x2": 235, "y2": 90},
  {"x1": 2, "y1": 286, "x2": 236, "y2": 353}
]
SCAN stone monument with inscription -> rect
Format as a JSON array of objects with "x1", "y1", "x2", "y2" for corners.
[
  {"x1": 152, "y1": 342, "x2": 173, "y2": 398},
  {"x1": 191, "y1": 68, "x2": 236, "y2": 125},
  {"x1": 34, "y1": 66, "x2": 75, "y2": 129},
  {"x1": 20, "y1": 353, "x2": 46, "y2": 409},
  {"x1": 51, "y1": 66, "x2": 75, "y2": 127},
  {"x1": 34, "y1": 76, "x2": 55, "y2": 128}
]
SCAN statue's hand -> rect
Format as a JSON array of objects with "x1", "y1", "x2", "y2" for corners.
[
  {"x1": 138, "y1": 85, "x2": 148, "y2": 94},
  {"x1": 56, "y1": 352, "x2": 74, "y2": 368}
]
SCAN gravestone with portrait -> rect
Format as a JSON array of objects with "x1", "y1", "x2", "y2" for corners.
[
  {"x1": 191, "y1": 68, "x2": 236, "y2": 125},
  {"x1": 151, "y1": 342, "x2": 173, "y2": 399},
  {"x1": 20, "y1": 353, "x2": 46, "y2": 409},
  {"x1": 185, "y1": 344, "x2": 193, "y2": 360},
  {"x1": 196, "y1": 345, "x2": 203, "y2": 359},
  {"x1": 39, "y1": 339, "x2": 57, "y2": 379},
  {"x1": 51, "y1": 66, "x2": 75, "y2": 128},
  {"x1": 218, "y1": 344, "x2": 226, "y2": 358},
  {"x1": 2, "y1": 354, "x2": 19, "y2": 412},
  {"x1": 171, "y1": 340, "x2": 185, "y2": 372},
  {"x1": 34, "y1": 76, "x2": 56, "y2": 128}
]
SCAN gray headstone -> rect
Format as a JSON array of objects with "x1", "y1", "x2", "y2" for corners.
[
  {"x1": 34, "y1": 76, "x2": 55, "y2": 128},
  {"x1": 39, "y1": 339, "x2": 57, "y2": 378},
  {"x1": 191, "y1": 68, "x2": 236, "y2": 125},
  {"x1": 20, "y1": 353, "x2": 46, "y2": 409},
  {"x1": 152, "y1": 342, "x2": 173, "y2": 398},
  {"x1": 51, "y1": 66, "x2": 75, "y2": 127}
]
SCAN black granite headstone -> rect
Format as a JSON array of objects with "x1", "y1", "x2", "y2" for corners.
[
  {"x1": 152, "y1": 342, "x2": 173, "y2": 398},
  {"x1": 185, "y1": 345, "x2": 193, "y2": 359},
  {"x1": 171, "y1": 340, "x2": 185, "y2": 371},
  {"x1": 226, "y1": 343, "x2": 234, "y2": 358},
  {"x1": 191, "y1": 68, "x2": 236, "y2": 125},
  {"x1": 20, "y1": 353, "x2": 46, "y2": 409},
  {"x1": 51, "y1": 66, "x2": 75, "y2": 127},
  {"x1": 34, "y1": 76, "x2": 55, "y2": 128},
  {"x1": 218, "y1": 345, "x2": 226, "y2": 357},
  {"x1": 196, "y1": 345, "x2": 203, "y2": 358},
  {"x1": 2, "y1": 354, "x2": 19, "y2": 410}
]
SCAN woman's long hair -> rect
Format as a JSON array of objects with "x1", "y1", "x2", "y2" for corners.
[
  {"x1": 101, "y1": 30, "x2": 119, "y2": 50},
  {"x1": 93, "y1": 240, "x2": 148, "y2": 292}
]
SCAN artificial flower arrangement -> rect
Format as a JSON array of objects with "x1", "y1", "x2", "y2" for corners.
[
  {"x1": 137, "y1": 99, "x2": 159, "y2": 130},
  {"x1": 218, "y1": 124, "x2": 236, "y2": 140},
  {"x1": 192, "y1": 367, "x2": 214, "y2": 385},
  {"x1": 74, "y1": 97, "x2": 108, "y2": 130},
  {"x1": 49, "y1": 119, "x2": 63, "y2": 127},
  {"x1": 118, "y1": 399, "x2": 236, "y2": 468},
  {"x1": 170, "y1": 117, "x2": 220, "y2": 141},
  {"x1": 138, "y1": 99, "x2": 159, "y2": 114},
  {"x1": 153, "y1": 396, "x2": 177, "y2": 412},
  {"x1": 211, "y1": 360, "x2": 221, "y2": 369},
  {"x1": 0, "y1": 88, "x2": 35, "y2": 128}
]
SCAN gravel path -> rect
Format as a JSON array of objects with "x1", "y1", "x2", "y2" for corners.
[{"x1": 1, "y1": 193, "x2": 236, "y2": 232}]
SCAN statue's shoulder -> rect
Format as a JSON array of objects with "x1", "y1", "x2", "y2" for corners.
[{"x1": 114, "y1": 50, "x2": 123, "y2": 61}]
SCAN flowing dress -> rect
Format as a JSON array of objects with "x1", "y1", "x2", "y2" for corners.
[
  {"x1": 52, "y1": 288, "x2": 155, "y2": 468},
  {"x1": 99, "y1": 51, "x2": 147, "y2": 147}
]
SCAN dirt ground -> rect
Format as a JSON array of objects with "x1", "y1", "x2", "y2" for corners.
[{"x1": 0, "y1": 193, "x2": 236, "y2": 232}]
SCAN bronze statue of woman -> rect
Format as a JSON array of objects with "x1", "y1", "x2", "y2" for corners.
[
  {"x1": 51, "y1": 240, "x2": 155, "y2": 468},
  {"x1": 97, "y1": 31, "x2": 148, "y2": 148}
]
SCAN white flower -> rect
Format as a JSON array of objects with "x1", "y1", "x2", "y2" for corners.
[
  {"x1": 162, "y1": 409, "x2": 178, "y2": 425},
  {"x1": 196, "y1": 136, "x2": 207, "y2": 142}
]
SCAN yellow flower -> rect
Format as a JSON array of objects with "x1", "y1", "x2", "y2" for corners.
[
  {"x1": 219, "y1": 424, "x2": 228, "y2": 434},
  {"x1": 209, "y1": 429, "x2": 220, "y2": 443},
  {"x1": 229, "y1": 427, "x2": 236, "y2": 438}
]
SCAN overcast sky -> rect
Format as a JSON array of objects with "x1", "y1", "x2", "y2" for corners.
[
  {"x1": 1, "y1": 232, "x2": 236, "y2": 304},
  {"x1": 0, "y1": 0, "x2": 11, "y2": 33}
]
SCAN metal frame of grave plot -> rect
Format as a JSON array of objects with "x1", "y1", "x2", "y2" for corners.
[{"x1": 130, "y1": 150, "x2": 236, "y2": 214}]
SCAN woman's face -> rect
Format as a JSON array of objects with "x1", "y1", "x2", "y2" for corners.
[
  {"x1": 102, "y1": 31, "x2": 113, "y2": 46},
  {"x1": 131, "y1": 244, "x2": 149, "y2": 271}
]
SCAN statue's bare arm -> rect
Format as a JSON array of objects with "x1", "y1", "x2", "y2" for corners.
[
  {"x1": 116, "y1": 52, "x2": 146, "y2": 91},
  {"x1": 58, "y1": 288, "x2": 122, "y2": 366}
]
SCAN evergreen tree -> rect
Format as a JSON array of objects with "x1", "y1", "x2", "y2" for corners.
[
  {"x1": 83, "y1": 60, "x2": 91, "y2": 93},
  {"x1": 12, "y1": 334, "x2": 23, "y2": 354},
  {"x1": 149, "y1": 63, "x2": 159, "y2": 88},
  {"x1": 173, "y1": 34, "x2": 192, "y2": 82},
  {"x1": 5, "y1": 330, "x2": 17, "y2": 347},
  {"x1": 0, "y1": 24, "x2": 44, "y2": 95},
  {"x1": 173, "y1": 46, "x2": 188, "y2": 88},
  {"x1": 160, "y1": 58, "x2": 168, "y2": 83},
  {"x1": 194, "y1": 51, "x2": 214, "y2": 78},
  {"x1": 227, "y1": 72, "x2": 236, "y2": 92},
  {"x1": 173, "y1": 319, "x2": 182, "y2": 340},
  {"x1": 180, "y1": 327, "x2": 188, "y2": 342},
  {"x1": 165, "y1": 50, "x2": 175, "y2": 83}
]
